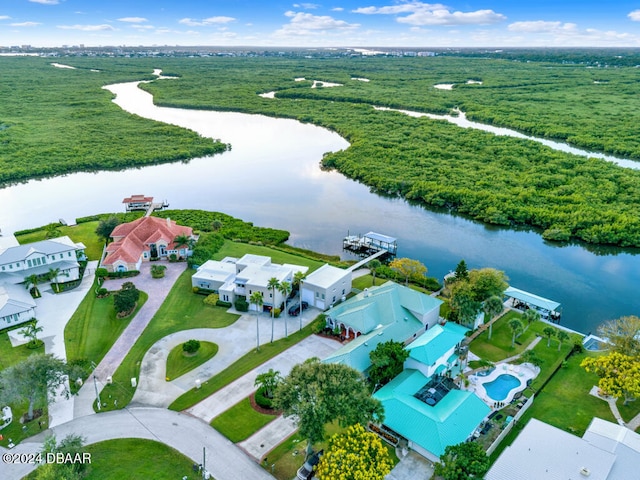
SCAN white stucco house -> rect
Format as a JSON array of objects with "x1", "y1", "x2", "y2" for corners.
[
  {"x1": 300, "y1": 264, "x2": 352, "y2": 310},
  {"x1": 192, "y1": 254, "x2": 308, "y2": 311},
  {"x1": 0, "y1": 283, "x2": 37, "y2": 329}
]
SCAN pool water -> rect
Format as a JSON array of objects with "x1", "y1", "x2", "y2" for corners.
[{"x1": 484, "y1": 374, "x2": 521, "y2": 401}]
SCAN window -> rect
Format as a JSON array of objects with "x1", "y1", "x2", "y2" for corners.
[
  {"x1": 316, "y1": 291, "x2": 319, "y2": 298},
  {"x1": 60, "y1": 254, "x2": 64, "y2": 259},
  {"x1": 27, "y1": 259, "x2": 32, "y2": 267},
  {"x1": 8, "y1": 264, "x2": 12, "y2": 269},
  {"x1": 321, "y1": 294, "x2": 325, "y2": 300},
  {"x1": 1, "y1": 266, "x2": 4, "y2": 271},
  {"x1": 68, "y1": 252, "x2": 72, "y2": 257},
  {"x1": 42, "y1": 257, "x2": 47, "y2": 264},
  {"x1": 342, "y1": 289, "x2": 345, "y2": 295},
  {"x1": 332, "y1": 296, "x2": 336, "y2": 303}
]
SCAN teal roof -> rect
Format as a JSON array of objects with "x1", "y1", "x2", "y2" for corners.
[
  {"x1": 373, "y1": 369, "x2": 490, "y2": 458},
  {"x1": 323, "y1": 282, "x2": 442, "y2": 372},
  {"x1": 406, "y1": 323, "x2": 468, "y2": 367}
]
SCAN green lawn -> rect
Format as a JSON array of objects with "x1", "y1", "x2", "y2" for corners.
[
  {"x1": 65, "y1": 283, "x2": 148, "y2": 366},
  {"x1": 16, "y1": 221, "x2": 105, "y2": 261},
  {"x1": 166, "y1": 341, "x2": 218, "y2": 381},
  {"x1": 212, "y1": 241, "x2": 324, "y2": 273},
  {"x1": 210, "y1": 397, "x2": 277, "y2": 443},
  {"x1": 25, "y1": 438, "x2": 203, "y2": 480},
  {"x1": 0, "y1": 326, "x2": 44, "y2": 370},
  {"x1": 352, "y1": 275, "x2": 388, "y2": 291},
  {"x1": 97, "y1": 270, "x2": 239, "y2": 411},
  {"x1": 169, "y1": 318, "x2": 322, "y2": 411}
]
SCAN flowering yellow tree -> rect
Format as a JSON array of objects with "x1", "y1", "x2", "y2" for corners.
[
  {"x1": 581, "y1": 352, "x2": 640, "y2": 405},
  {"x1": 315, "y1": 424, "x2": 392, "y2": 480}
]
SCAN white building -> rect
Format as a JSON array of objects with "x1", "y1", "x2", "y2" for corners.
[
  {"x1": 192, "y1": 254, "x2": 308, "y2": 311},
  {"x1": 300, "y1": 264, "x2": 352, "y2": 310},
  {"x1": 0, "y1": 283, "x2": 37, "y2": 328}
]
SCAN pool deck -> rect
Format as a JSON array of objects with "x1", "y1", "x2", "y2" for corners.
[{"x1": 467, "y1": 363, "x2": 539, "y2": 408}]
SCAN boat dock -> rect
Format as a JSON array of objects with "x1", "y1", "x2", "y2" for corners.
[
  {"x1": 122, "y1": 195, "x2": 169, "y2": 216},
  {"x1": 343, "y1": 231, "x2": 398, "y2": 260}
]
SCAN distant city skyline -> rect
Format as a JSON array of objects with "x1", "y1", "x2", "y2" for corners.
[{"x1": 2, "y1": 1, "x2": 640, "y2": 48}]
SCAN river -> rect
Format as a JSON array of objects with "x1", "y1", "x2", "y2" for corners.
[{"x1": 1, "y1": 75, "x2": 638, "y2": 334}]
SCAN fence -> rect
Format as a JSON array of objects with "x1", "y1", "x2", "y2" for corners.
[{"x1": 486, "y1": 394, "x2": 535, "y2": 456}]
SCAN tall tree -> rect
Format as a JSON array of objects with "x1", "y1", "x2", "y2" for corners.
[
  {"x1": 254, "y1": 368, "x2": 282, "y2": 399},
  {"x1": 557, "y1": 330, "x2": 570, "y2": 351},
  {"x1": 95, "y1": 216, "x2": 120, "y2": 243},
  {"x1": 522, "y1": 309, "x2": 541, "y2": 332},
  {"x1": 19, "y1": 318, "x2": 43, "y2": 348},
  {"x1": 450, "y1": 281, "x2": 482, "y2": 328},
  {"x1": 369, "y1": 340, "x2": 409, "y2": 388},
  {"x1": 467, "y1": 268, "x2": 508, "y2": 302},
  {"x1": 267, "y1": 277, "x2": 280, "y2": 343},
  {"x1": 36, "y1": 433, "x2": 87, "y2": 480},
  {"x1": 211, "y1": 219, "x2": 223, "y2": 232},
  {"x1": 389, "y1": 257, "x2": 427, "y2": 286},
  {"x1": 368, "y1": 259, "x2": 381, "y2": 286},
  {"x1": 453, "y1": 259, "x2": 469, "y2": 282},
  {"x1": 543, "y1": 326, "x2": 557, "y2": 347},
  {"x1": 483, "y1": 295, "x2": 504, "y2": 340},
  {"x1": 315, "y1": 423, "x2": 392, "y2": 480},
  {"x1": 0, "y1": 354, "x2": 75, "y2": 420},
  {"x1": 47, "y1": 267, "x2": 63, "y2": 293},
  {"x1": 250, "y1": 291, "x2": 264, "y2": 352},
  {"x1": 172, "y1": 234, "x2": 193, "y2": 256},
  {"x1": 24, "y1": 273, "x2": 41, "y2": 298},
  {"x1": 581, "y1": 352, "x2": 640, "y2": 405},
  {"x1": 520, "y1": 349, "x2": 543, "y2": 368},
  {"x1": 292, "y1": 271, "x2": 306, "y2": 291},
  {"x1": 274, "y1": 359, "x2": 384, "y2": 457},
  {"x1": 278, "y1": 280, "x2": 292, "y2": 338},
  {"x1": 113, "y1": 283, "x2": 140, "y2": 315},
  {"x1": 509, "y1": 318, "x2": 524, "y2": 348},
  {"x1": 433, "y1": 441, "x2": 490, "y2": 480},
  {"x1": 597, "y1": 315, "x2": 640, "y2": 357}
]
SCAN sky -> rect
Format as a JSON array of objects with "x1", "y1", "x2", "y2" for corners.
[{"x1": 3, "y1": 1, "x2": 640, "y2": 48}]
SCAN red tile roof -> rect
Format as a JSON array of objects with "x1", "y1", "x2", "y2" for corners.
[
  {"x1": 122, "y1": 194, "x2": 153, "y2": 204},
  {"x1": 103, "y1": 216, "x2": 193, "y2": 266}
]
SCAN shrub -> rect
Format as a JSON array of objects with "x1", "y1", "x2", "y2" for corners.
[
  {"x1": 113, "y1": 284, "x2": 140, "y2": 316},
  {"x1": 96, "y1": 287, "x2": 108, "y2": 297},
  {"x1": 203, "y1": 293, "x2": 219, "y2": 306},
  {"x1": 235, "y1": 297, "x2": 249, "y2": 312},
  {"x1": 151, "y1": 264, "x2": 167, "y2": 278},
  {"x1": 254, "y1": 386, "x2": 274, "y2": 409},
  {"x1": 273, "y1": 308, "x2": 281, "y2": 318},
  {"x1": 192, "y1": 286, "x2": 199, "y2": 294},
  {"x1": 95, "y1": 268, "x2": 108, "y2": 279},
  {"x1": 183, "y1": 339, "x2": 201, "y2": 354},
  {"x1": 216, "y1": 300, "x2": 232, "y2": 308},
  {"x1": 169, "y1": 253, "x2": 178, "y2": 262}
]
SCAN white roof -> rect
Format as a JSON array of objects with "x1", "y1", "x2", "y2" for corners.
[
  {"x1": 303, "y1": 264, "x2": 350, "y2": 289},
  {"x1": 239, "y1": 263, "x2": 290, "y2": 287},
  {"x1": 486, "y1": 418, "x2": 615, "y2": 480},
  {"x1": 193, "y1": 260, "x2": 236, "y2": 283},
  {"x1": 236, "y1": 254, "x2": 271, "y2": 268},
  {"x1": 0, "y1": 282, "x2": 36, "y2": 317},
  {"x1": 583, "y1": 418, "x2": 640, "y2": 480},
  {"x1": 504, "y1": 286, "x2": 561, "y2": 312},
  {"x1": 0, "y1": 234, "x2": 20, "y2": 253}
]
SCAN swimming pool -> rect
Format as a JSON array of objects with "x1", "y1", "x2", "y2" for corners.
[{"x1": 484, "y1": 374, "x2": 521, "y2": 401}]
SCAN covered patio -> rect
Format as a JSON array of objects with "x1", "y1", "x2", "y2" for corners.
[{"x1": 504, "y1": 286, "x2": 561, "y2": 322}]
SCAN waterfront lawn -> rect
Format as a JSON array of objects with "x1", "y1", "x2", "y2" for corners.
[
  {"x1": 65, "y1": 284, "x2": 148, "y2": 366},
  {"x1": 470, "y1": 311, "x2": 544, "y2": 362},
  {"x1": 166, "y1": 341, "x2": 219, "y2": 381},
  {"x1": 212, "y1": 241, "x2": 324, "y2": 273},
  {"x1": 210, "y1": 397, "x2": 277, "y2": 443},
  {"x1": 516, "y1": 338, "x2": 575, "y2": 393},
  {"x1": 0, "y1": 326, "x2": 44, "y2": 370},
  {"x1": 490, "y1": 352, "x2": 616, "y2": 462},
  {"x1": 16, "y1": 221, "x2": 104, "y2": 261},
  {"x1": 352, "y1": 274, "x2": 388, "y2": 290},
  {"x1": 97, "y1": 270, "x2": 239, "y2": 412}
]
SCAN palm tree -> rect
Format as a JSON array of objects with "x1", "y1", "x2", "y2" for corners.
[
  {"x1": 173, "y1": 234, "x2": 192, "y2": 258},
  {"x1": 557, "y1": 330, "x2": 570, "y2": 351},
  {"x1": 483, "y1": 295, "x2": 504, "y2": 340},
  {"x1": 267, "y1": 277, "x2": 280, "y2": 343},
  {"x1": 250, "y1": 291, "x2": 264, "y2": 352},
  {"x1": 292, "y1": 271, "x2": 306, "y2": 292},
  {"x1": 278, "y1": 281, "x2": 292, "y2": 338},
  {"x1": 509, "y1": 318, "x2": 524, "y2": 348},
  {"x1": 254, "y1": 368, "x2": 282, "y2": 399},
  {"x1": 368, "y1": 259, "x2": 381, "y2": 286},
  {"x1": 47, "y1": 267, "x2": 67, "y2": 293},
  {"x1": 24, "y1": 274, "x2": 41, "y2": 298},
  {"x1": 522, "y1": 309, "x2": 541, "y2": 332},
  {"x1": 19, "y1": 318, "x2": 43, "y2": 348},
  {"x1": 543, "y1": 326, "x2": 556, "y2": 347}
]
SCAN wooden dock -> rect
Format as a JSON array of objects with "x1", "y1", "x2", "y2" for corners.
[{"x1": 343, "y1": 231, "x2": 397, "y2": 260}]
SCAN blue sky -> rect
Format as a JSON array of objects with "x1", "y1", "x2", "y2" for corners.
[{"x1": 3, "y1": 1, "x2": 640, "y2": 48}]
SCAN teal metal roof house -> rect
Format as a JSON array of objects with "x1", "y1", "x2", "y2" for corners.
[
  {"x1": 322, "y1": 281, "x2": 443, "y2": 373},
  {"x1": 373, "y1": 369, "x2": 489, "y2": 462},
  {"x1": 405, "y1": 322, "x2": 469, "y2": 378}
]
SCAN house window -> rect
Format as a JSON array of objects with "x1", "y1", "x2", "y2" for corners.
[
  {"x1": 315, "y1": 291, "x2": 319, "y2": 298},
  {"x1": 332, "y1": 296, "x2": 336, "y2": 303},
  {"x1": 1, "y1": 266, "x2": 4, "y2": 271},
  {"x1": 249, "y1": 290, "x2": 252, "y2": 294},
  {"x1": 68, "y1": 252, "x2": 72, "y2": 257},
  {"x1": 42, "y1": 257, "x2": 47, "y2": 264},
  {"x1": 27, "y1": 259, "x2": 32, "y2": 267},
  {"x1": 342, "y1": 289, "x2": 345, "y2": 295},
  {"x1": 269, "y1": 293, "x2": 272, "y2": 298},
  {"x1": 321, "y1": 294, "x2": 325, "y2": 300},
  {"x1": 9, "y1": 264, "x2": 12, "y2": 269},
  {"x1": 60, "y1": 254, "x2": 64, "y2": 259}
]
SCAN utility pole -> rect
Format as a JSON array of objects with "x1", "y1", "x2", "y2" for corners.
[{"x1": 93, "y1": 375, "x2": 101, "y2": 411}]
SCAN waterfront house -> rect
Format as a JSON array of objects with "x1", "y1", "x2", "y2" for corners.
[
  {"x1": 101, "y1": 216, "x2": 194, "y2": 272},
  {"x1": 300, "y1": 263, "x2": 352, "y2": 310},
  {"x1": 0, "y1": 282, "x2": 37, "y2": 329}
]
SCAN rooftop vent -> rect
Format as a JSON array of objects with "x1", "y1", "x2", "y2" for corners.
[{"x1": 579, "y1": 467, "x2": 591, "y2": 477}]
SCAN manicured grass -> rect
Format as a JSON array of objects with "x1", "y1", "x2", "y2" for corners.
[
  {"x1": 97, "y1": 270, "x2": 239, "y2": 411},
  {"x1": 64, "y1": 282, "x2": 148, "y2": 365},
  {"x1": 352, "y1": 274, "x2": 388, "y2": 291},
  {"x1": 617, "y1": 398, "x2": 640, "y2": 426},
  {"x1": 0, "y1": 400, "x2": 48, "y2": 449},
  {"x1": 16, "y1": 221, "x2": 104, "y2": 261},
  {"x1": 166, "y1": 341, "x2": 218, "y2": 381},
  {"x1": 25, "y1": 438, "x2": 203, "y2": 480},
  {"x1": 169, "y1": 318, "x2": 322, "y2": 412},
  {"x1": 489, "y1": 351, "x2": 617, "y2": 462},
  {"x1": 210, "y1": 397, "x2": 277, "y2": 443},
  {"x1": 213, "y1": 241, "x2": 324, "y2": 273},
  {"x1": 0, "y1": 326, "x2": 44, "y2": 370}
]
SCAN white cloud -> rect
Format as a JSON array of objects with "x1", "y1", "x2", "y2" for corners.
[
  {"x1": 29, "y1": 0, "x2": 59, "y2": 4},
  {"x1": 178, "y1": 16, "x2": 235, "y2": 27},
  {"x1": 508, "y1": 21, "x2": 577, "y2": 34},
  {"x1": 131, "y1": 24, "x2": 154, "y2": 30},
  {"x1": 10, "y1": 22, "x2": 41, "y2": 27},
  {"x1": 0, "y1": 16, "x2": 11, "y2": 20},
  {"x1": 293, "y1": 3, "x2": 320, "y2": 8},
  {"x1": 118, "y1": 17, "x2": 148, "y2": 23},
  {"x1": 628, "y1": 10, "x2": 640, "y2": 22},
  {"x1": 354, "y1": 2, "x2": 506, "y2": 26},
  {"x1": 57, "y1": 24, "x2": 115, "y2": 31},
  {"x1": 275, "y1": 11, "x2": 360, "y2": 36},
  {"x1": 332, "y1": 7, "x2": 344, "y2": 12}
]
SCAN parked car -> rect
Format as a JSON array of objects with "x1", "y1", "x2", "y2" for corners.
[
  {"x1": 296, "y1": 450, "x2": 323, "y2": 480},
  {"x1": 288, "y1": 301, "x2": 309, "y2": 316}
]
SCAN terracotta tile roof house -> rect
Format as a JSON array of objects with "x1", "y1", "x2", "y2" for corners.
[{"x1": 102, "y1": 216, "x2": 194, "y2": 272}]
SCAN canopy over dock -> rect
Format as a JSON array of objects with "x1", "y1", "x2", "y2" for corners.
[
  {"x1": 343, "y1": 231, "x2": 398, "y2": 259},
  {"x1": 504, "y1": 286, "x2": 561, "y2": 322}
]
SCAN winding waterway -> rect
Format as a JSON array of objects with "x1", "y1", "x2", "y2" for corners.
[{"x1": 1, "y1": 75, "x2": 639, "y2": 334}]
